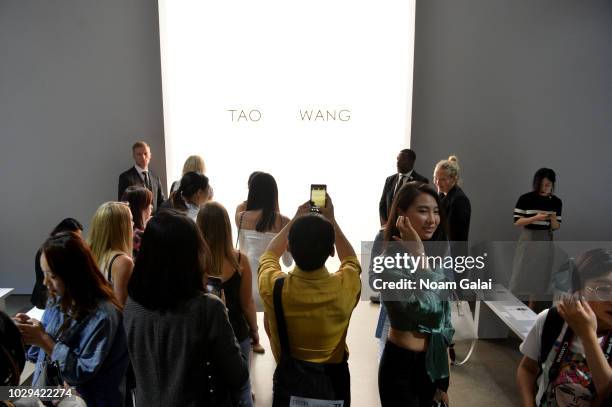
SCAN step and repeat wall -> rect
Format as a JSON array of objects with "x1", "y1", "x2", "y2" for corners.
[{"x1": 158, "y1": 0, "x2": 416, "y2": 248}]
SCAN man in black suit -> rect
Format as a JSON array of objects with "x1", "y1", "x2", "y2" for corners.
[
  {"x1": 371, "y1": 148, "x2": 429, "y2": 303},
  {"x1": 378, "y1": 149, "x2": 429, "y2": 226},
  {"x1": 118, "y1": 141, "x2": 165, "y2": 211}
]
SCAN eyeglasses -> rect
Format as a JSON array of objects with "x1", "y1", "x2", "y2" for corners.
[{"x1": 585, "y1": 285, "x2": 612, "y2": 301}]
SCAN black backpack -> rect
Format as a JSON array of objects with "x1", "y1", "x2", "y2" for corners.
[
  {"x1": 538, "y1": 306, "x2": 566, "y2": 367},
  {"x1": 271, "y1": 277, "x2": 351, "y2": 407}
]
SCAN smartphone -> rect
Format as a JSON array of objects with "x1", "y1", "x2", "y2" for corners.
[
  {"x1": 310, "y1": 184, "x2": 327, "y2": 208},
  {"x1": 45, "y1": 359, "x2": 64, "y2": 387},
  {"x1": 206, "y1": 276, "x2": 223, "y2": 298}
]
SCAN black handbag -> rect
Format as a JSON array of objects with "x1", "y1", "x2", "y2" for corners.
[
  {"x1": 44, "y1": 358, "x2": 63, "y2": 387},
  {"x1": 272, "y1": 278, "x2": 351, "y2": 407}
]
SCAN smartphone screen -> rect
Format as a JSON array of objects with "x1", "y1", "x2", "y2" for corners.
[
  {"x1": 206, "y1": 276, "x2": 223, "y2": 297},
  {"x1": 310, "y1": 184, "x2": 327, "y2": 208}
]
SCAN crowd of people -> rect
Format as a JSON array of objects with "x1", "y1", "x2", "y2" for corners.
[{"x1": 1, "y1": 141, "x2": 610, "y2": 407}]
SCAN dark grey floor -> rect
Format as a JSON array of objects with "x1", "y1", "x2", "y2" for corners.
[{"x1": 449, "y1": 337, "x2": 522, "y2": 406}]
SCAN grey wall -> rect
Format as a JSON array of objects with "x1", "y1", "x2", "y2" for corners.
[
  {"x1": 411, "y1": 0, "x2": 612, "y2": 244},
  {"x1": 0, "y1": 1, "x2": 165, "y2": 293}
]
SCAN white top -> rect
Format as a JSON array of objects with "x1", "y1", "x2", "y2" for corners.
[
  {"x1": 238, "y1": 229, "x2": 292, "y2": 310},
  {"x1": 186, "y1": 202, "x2": 199, "y2": 221},
  {"x1": 520, "y1": 309, "x2": 607, "y2": 405}
]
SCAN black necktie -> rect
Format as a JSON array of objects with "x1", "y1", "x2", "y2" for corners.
[
  {"x1": 394, "y1": 175, "x2": 405, "y2": 195},
  {"x1": 143, "y1": 171, "x2": 152, "y2": 190}
]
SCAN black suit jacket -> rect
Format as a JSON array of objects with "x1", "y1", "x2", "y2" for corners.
[
  {"x1": 440, "y1": 184, "x2": 471, "y2": 257},
  {"x1": 378, "y1": 170, "x2": 429, "y2": 225},
  {"x1": 118, "y1": 167, "x2": 165, "y2": 211}
]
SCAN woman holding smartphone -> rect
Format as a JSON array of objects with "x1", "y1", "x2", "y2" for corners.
[
  {"x1": 14, "y1": 232, "x2": 128, "y2": 406},
  {"x1": 510, "y1": 168, "x2": 562, "y2": 310}
]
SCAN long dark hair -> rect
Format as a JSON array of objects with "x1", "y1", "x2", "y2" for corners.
[
  {"x1": 247, "y1": 171, "x2": 262, "y2": 188},
  {"x1": 50, "y1": 218, "x2": 83, "y2": 236},
  {"x1": 532, "y1": 168, "x2": 556, "y2": 192},
  {"x1": 128, "y1": 210, "x2": 207, "y2": 311},
  {"x1": 41, "y1": 232, "x2": 120, "y2": 318},
  {"x1": 170, "y1": 171, "x2": 209, "y2": 211},
  {"x1": 384, "y1": 182, "x2": 447, "y2": 246},
  {"x1": 0, "y1": 311, "x2": 25, "y2": 386},
  {"x1": 246, "y1": 172, "x2": 279, "y2": 232},
  {"x1": 121, "y1": 186, "x2": 153, "y2": 230}
]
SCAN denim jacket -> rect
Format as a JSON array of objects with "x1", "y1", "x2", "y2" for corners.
[{"x1": 27, "y1": 298, "x2": 128, "y2": 406}]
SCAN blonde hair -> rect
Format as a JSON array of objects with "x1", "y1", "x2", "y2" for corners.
[
  {"x1": 182, "y1": 155, "x2": 206, "y2": 175},
  {"x1": 196, "y1": 201, "x2": 239, "y2": 277},
  {"x1": 435, "y1": 155, "x2": 461, "y2": 183},
  {"x1": 132, "y1": 141, "x2": 150, "y2": 152},
  {"x1": 88, "y1": 202, "x2": 133, "y2": 269}
]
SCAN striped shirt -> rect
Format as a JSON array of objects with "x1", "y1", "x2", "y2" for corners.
[{"x1": 513, "y1": 191, "x2": 562, "y2": 230}]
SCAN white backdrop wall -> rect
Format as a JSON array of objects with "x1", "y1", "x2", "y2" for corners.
[{"x1": 159, "y1": 0, "x2": 417, "y2": 249}]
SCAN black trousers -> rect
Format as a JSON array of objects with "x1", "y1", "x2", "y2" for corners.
[{"x1": 378, "y1": 340, "x2": 447, "y2": 407}]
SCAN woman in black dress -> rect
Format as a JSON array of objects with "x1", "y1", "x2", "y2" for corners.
[{"x1": 433, "y1": 155, "x2": 471, "y2": 257}]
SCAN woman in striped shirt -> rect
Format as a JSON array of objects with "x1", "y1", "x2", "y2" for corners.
[{"x1": 510, "y1": 168, "x2": 562, "y2": 310}]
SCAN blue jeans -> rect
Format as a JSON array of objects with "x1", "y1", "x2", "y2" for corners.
[
  {"x1": 237, "y1": 338, "x2": 253, "y2": 407},
  {"x1": 375, "y1": 305, "x2": 391, "y2": 360}
]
